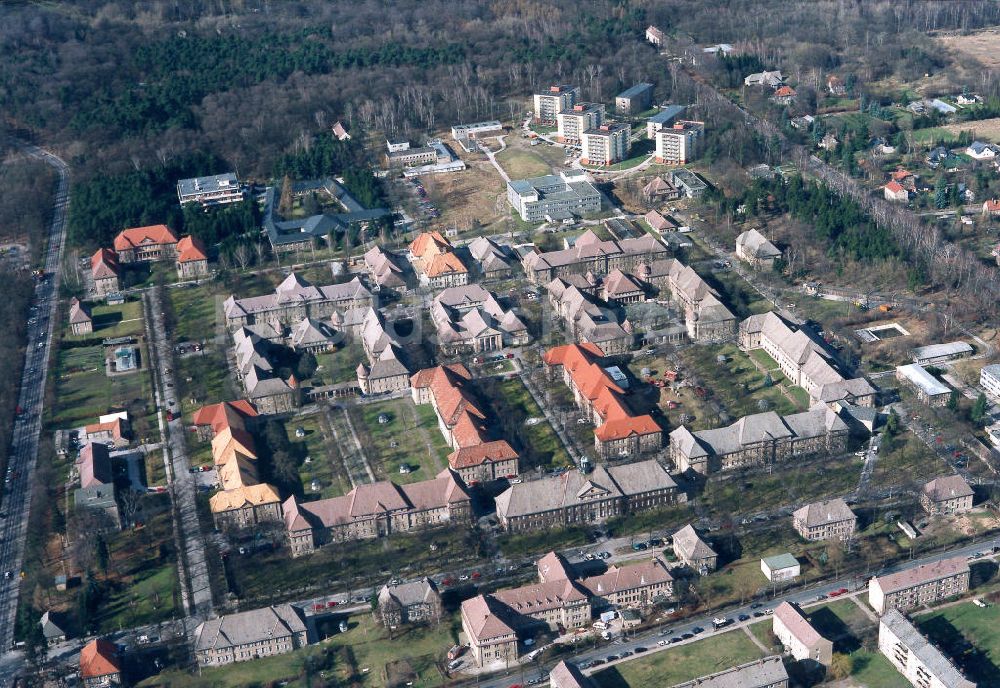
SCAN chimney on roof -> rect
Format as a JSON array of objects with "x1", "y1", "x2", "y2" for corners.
[
  {"x1": 574, "y1": 104, "x2": 584, "y2": 111},
  {"x1": 550, "y1": 86, "x2": 560, "y2": 93}
]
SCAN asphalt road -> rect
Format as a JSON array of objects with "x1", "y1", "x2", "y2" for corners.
[{"x1": 0, "y1": 143, "x2": 70, "y2": 666}]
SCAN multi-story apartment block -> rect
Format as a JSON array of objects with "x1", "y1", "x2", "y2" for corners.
[
  {"x1": 224, "y1": 273, "x2": 373, "y2": 330},
  {"x1": 194, "y1": 604, "x2": 308, "y2": 667},
  {"x1": 654, "y1": 120, "x2": 704, "y2": 164},
  {"x1": 616, "y1": 83, "x2": 654, "y2": 114},
  {"x1": 91, "y1": 248, "x2": 121, "y2": 297},
  {"x1": 544, "y1": 343, "x2": 663, "y2": 457},
  {"x1": 523, "y1": 228, "x2": 667, "y2": 283},
  {"x1": 462, "y1": 552, "x2": 673, "y2": 667},
  {"x1": 740, "y1": 312, "x2": 876, "y2": 407},
  {"x1": 557, "y1": 103, "x2": 605, "y2": 144},
  {"x1": 410, "y1": 364, "x2": 520, "y2": 484},
  {"x1": 878, "y1": 609, "x2": 975, "y2": 688},
  {"x1": 177, "y1": 172, "x2": 243, "y2": 207},
  {"x1": 113, "y1": 224, "x2": 179, "y2": 264},
  {"x1": 495, "y1": 461, "x2": 678, "y2": 532},
  {"x1": 550, "y1": 661, "x2": 596, "y2": 688},
  {"x1": 669, "y1": 407, "x2": 849, "y2": 475},
  {"x1": 282, "y1": 470, "x2": 471, "y2": 556},
  {"x1": 920, "y1": 475, "x2": 974, "y2": 515},
  {"x1": 646, "y1": 105, "x2": 687, "y2": 139},
  {"x1": 533, "y1": 85, "x2": 580, "y2": 124},
  {"x1": 868, "y1": 557, "x2": 970, "y2": 616},
  {"x1": 508, "y1": 171, "x2": 602, "y2": 223},
  {"x1": 772, "y1": 602, "x2": 833, "y2": 667},
  {"x1": 581, "y1": 124, "x2": 631, "y2": 166},
  {"x1": 979, "y1": 363, "x2": 1000, "y2": 401},
  {"x1": 792, "y1": 498, "x2": 857, "y2": 542}
]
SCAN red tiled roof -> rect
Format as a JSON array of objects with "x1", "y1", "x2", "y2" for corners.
[
  {"x1": 774, "y1": 86, "x2": 796, "y2": 97},
  {"x1": 448, "y1": 440, "x2": 518, "y2": 469},
  {"x1": 891, "y1": 169, "x2": 912, "y2": 181},
  {"x1": 594, "y1": 414, "x2": 662, "y2": 441},
  {"x1": 408, "y1": 231, "x2": 451, "y2": 259},
  {"x1": 984, "y1": 199, "x2": 1000, "y2": 213},
  {"x1": 113, "y1": 224, "x2": 179, "y2": 252},
  {"x1": 84, "y1": 417, "x2": 124, "y2": 441},
  {"x1": 192, "y1": 400, "x2": 257, "y2": 433},
  {"x1": 543, "y1": 342, "x2": 604, "y2": 366},
  {"x1": 176, "y1": 235, "x2": 208, "y2": 262},
  {"x1": 90, "y1": 248, "x2": 119, "y2": 279},
  {"x1": 80, "y1": 639, "x2": 120, "y2": 678},
  {"x1": 425, "y1": 251, "x2": 468, "y2": 277},
  {"x1": 885, "y1": 180, "x2": 905, "y2": 193}
]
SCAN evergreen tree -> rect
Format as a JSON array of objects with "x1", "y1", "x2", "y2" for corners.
[
  {"x1": 947, "y1": 390, "x2": 959, "y2": 411},
  {"x1": 96, "y1": 535, "x2": 110, "y2": 573},
  {"x1": 934, "y1": 177, "x2": 948, "y2": 209},
  {"x1": 885, "y1": 408, "x2": 901, "y2": 436},
  {"x1": 971, "y1": 393, "x2": 988, "y2": 424}
]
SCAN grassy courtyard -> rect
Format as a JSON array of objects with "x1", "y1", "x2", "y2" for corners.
[
  {"x1": 593, "y1": 628, "x2": 765, "y2": 687},
  {"x1": 349, "y1": 398, "x2": 450, "y2": 484},
  {"x1": 493, "y1": 377, "x2": 572, "y2": 469},
  {"x1": 67, "y1": 299, "x2": 145, "y2": 340},
  {"x1": 290, "y1": 413, "x2": 352, "y2": 500},
  {"x1": 917, "y1": 600, "x2": 1000, "y2": 684},
  {"x1": 51, "y1": 343, "x2": 155, "y2": 428}
]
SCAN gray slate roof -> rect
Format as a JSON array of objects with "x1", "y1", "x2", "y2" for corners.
[
  {"x1": 194, "y1": 604, "x2": 306, "y2": 652},
  {"x1": 880, "y1": 609, "x2": 975, "y2": 688}
]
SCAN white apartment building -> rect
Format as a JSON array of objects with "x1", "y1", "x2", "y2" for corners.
[
  {"x1": 534, "y1": 85, "x2": 580, "y2": 124},
  {"x1": 980, "y1": 363, "x2": 1000, "y2": 401},
  {"x1": 772, "y1": 602, "x2": 833, "y2": 667},
  {"x1": 581, "y1": 124, "x2": 631, "y2": 166},
  {"x1": 655, "y1": 120, "x2": 705, "y2": 164},
  {"x1": 557, "y1": 103, "x2": 605, "y2": 144},
  {"x1": 878, "y1": 609, "x2": 975, "y2": 688}
]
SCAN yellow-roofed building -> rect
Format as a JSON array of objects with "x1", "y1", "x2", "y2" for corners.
[{"x1": 210, "y1": 484, "x2": 283, "y2": 529}]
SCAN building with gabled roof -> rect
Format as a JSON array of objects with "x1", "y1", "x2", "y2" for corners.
[
  {"x1": 523, "y1": 228, "x2": 667, "y2": 283},
  {"x1": 885, "y1": 180, "x2": 909, "y2": 203},
  {"x1": 673, "y1": 656, "x2": 789, "y2": 688},
  {"x1": 430, "y1": 284, "x2": 528, "y2": 355},
  {"x1": 544, "y1": 343, "x2": 663, "y2": 457},
  {"x1": 773, "y1": 601, "x2": 832, "y2": 667},
  {"x1": 80, "y1": 639, "x2": 122, "y2": 688},
  {"x1": 920, "y1": 475, "x2": 974, "y2": 515},
  {"x1": 793, "y1": 498, "x2": 857, "y2": 542},
  {"x1": 878, "y1": 609, "x2": 974, "y2": 688},
  {"x1": 736, "y1": 229, "x2": 782, "y2": 269},
  {"x1": 868, "y1": 557, "x2": 970, "y2": 616},
  {"x1": 363, "y1": 245, "x2": 411, "y2": 293},
  {"x1": 224, "y1": 273, "x2": 373, "y2": 330},
  {"x1": 495, "y1": 460, "x2": 678, "y2": 532},
  {"x1": 467, "y1": 236, "x2": 514, "y2": 280},
  {"x1": 175, "y1": 235, "x2": 209, "y2": 278},
  {"x1": 282, "y1": 469, "x2": 471, "y2": 556},
  {"x1": 91, "y1": 248, "x2": 121, "y2": 297},
  {"x1": 332, "y1": 121, "x2": 351, "y2": 141},
  {"x1": 549, "y1": 661, "x2": 596, "y2": 688},
  {"x1": 378, "y1": 578, "x2": 442, "y2": 627},
  {"x1": 408, "y1": 231, "x2": 469, "y2": 288},
  {"x1": 69, "y1": 297, "x2": 93, "y2": 335},
  {"x1": 645, "y1": 26, "x2": 666, "y2": 46},
  {"x1": 411, "y1": 364, "x2": 519, "y2": 483},
  {"x1": 461, "y1": 594, "x2": 519, "y2": 667},
  {"x1": 113, "y1": 224, "x2": 179, "y2": 264},
  {"x1": 673, "y1": 524, "x2": 717, "y2": 574},
  {"x1": 194, "y1": 604, "x2": 308, "y2": 667},
  {"x1": 669, "y1": 406, "x2": 849, "y2": 475}
]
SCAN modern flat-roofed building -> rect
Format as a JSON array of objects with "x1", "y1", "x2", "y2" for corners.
[
  {"x1": 911, "y1": 341, "x2": 973, "y2": 365},
  {"x1": 920, "y1": 475, "x2": 974, "y2": 515},
  {"x1": 386, "y1": 145, "x2": 438, "y2": 167},
  {"x1": 507, "y1": 171, "x2": 601, "y2": 222},
  {"x1": 761, "y1": 553, "x2": 800, "y2": 582},
  {"x1": 194, "y1": 604, "x2": 308, "y2": 667},
  {"x1": 979, "y1": 363, "x2": 1000, "y2": 401},
  {"x1": 581, "y1": 124, "x2": 631, "y2": 166},
  {"x1": 668, "y1": 168, "x2": 708, "y2": 197},
  {"x1": 451, "y1": 121, "x2": 503, "y2": 146},
  {"x1": 896, "y1": 364, "x2": 951, "y2": 406},
  {"x1": 177, "y1": 172, "x2": 243, "y2": 206},
  {"x1": 655, "y1": 120, "x2": 705, "y2": 164},
  {"x1": 646, "y1": 105, "x2": 687, "y2": 138},
  {"x1": 868, "y1": 557, "x2": 970, "y2": 615},
  {"x1": 557, "y1": 103, "x2": 605, "y2": 144},
  {"x1": 671, "y1": 656, "x2": 789, "y2": 688},
  {"x1": 793, "y1": 498, "x2": 857, "y2": 542},
  {"x1": 534, "y1": 85, "x2": 580, "y2": 124},
  {"x1": 616, "y1": 83, "x2": 654, "y2": 114},
  {"x1": 773, "y1": 601, "x2": 833, "y2": 667},
  {"x1": 878, "y1": 609, "x2": 975, "y2": 688}
]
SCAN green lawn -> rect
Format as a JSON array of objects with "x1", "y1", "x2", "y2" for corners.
[
  {"x1": 168, "y1": 283, "x2": 222, "y2": 343},
  {"x1": 499, "y1": 526, "x2": 591, "y2": 560},
  {"x1": 748, "y1": 348, "x2": 780, "y2": 371},
  {"x1": 69, "y1": 299, "x2": 145, "y2": 340},
  {"x1": 349, "y1": 398, "x2": 449, "y2": 483},
  {"x1": 291, "y1": 413, "x2": 352, "y2": 499},
  {"x1": 315, "y1": 342, "x2": 368, "y2": 386},
  {"x1": 847, "y1": 650, "x2": 911, "y2": 687},
  {"x1": 748, "y1": 620, "x2": 780, "y2": 653},
  {"x1": 916, "y1": 600, "x2": 1000, "y2": 685},
  {"x1": 593, "y1": 629, "x2": 765, "y2": 687},
  {"x1": 496, "y1": 147, "x2": 553, "y2": 179},
  {"x1": 141, "y1": 614, "x2": 459, "y2": 688},
  {"x1": 51, "y1": 343, "x2": 155, "y2": 427},
  {"x1": 494, "y1": 377, "x2": 572, "y2": 468}
]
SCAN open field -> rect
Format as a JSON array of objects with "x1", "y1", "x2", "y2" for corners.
[
  {"x1": 936, "y1": 30, "x2": 1000, "y2": 70},
  {"x1": 496, "y1": 147, "x2": 552, "y2": 179},
  {"x1": 913, "y1": 117, "x2": 1000, "y2": 145},
  {"x1": 917, "y1": 600, "x2": 1000, "y2": 685},
  {"x1": 51, "y1": 343, "x2": 155, "y2": 428},
  {"x1": 593, "y1": 628, "x2": 765, "y2": 687},
  {"x1": 348, "y1": 397, "x2": 450, "y2": 484},
  {"x1": 167, "y1": 283, "x2": 221, "y2": 343},
  {"x1": 68, "y1": 299, "x2": 145, "y2": 340},
  {"x1": 420, "y1": 161, "x2": 504, "y2": 231}
]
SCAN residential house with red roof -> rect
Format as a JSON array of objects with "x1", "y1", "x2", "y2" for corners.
[
  {"x1": 884, "y1": 180, "x2": 909, "y2": 203},
  {"x1": 91, "y1": 248, "x2": 120, "y2": 297},
  {"x1": 771, "y1": 85, "x2": 797, "y2": 104},
  {"x1": 410, "y1": 364, "x2": 519, "y2": 483},
  {"x1": 80, "y1": 639, "x2": 122, "y2": 688},
  {"x1": 175, "y1": 235, "x2": 209, "y2": 278},
  {"x1": 113, "y1": 224, "x2": 179, "y2": 264},
  {"x1": 543, "y1": 343, "x2": 663, "y2": 458},
  {"x1": 982, "y1": 198, "x2": 1000, "y2": 217}
]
